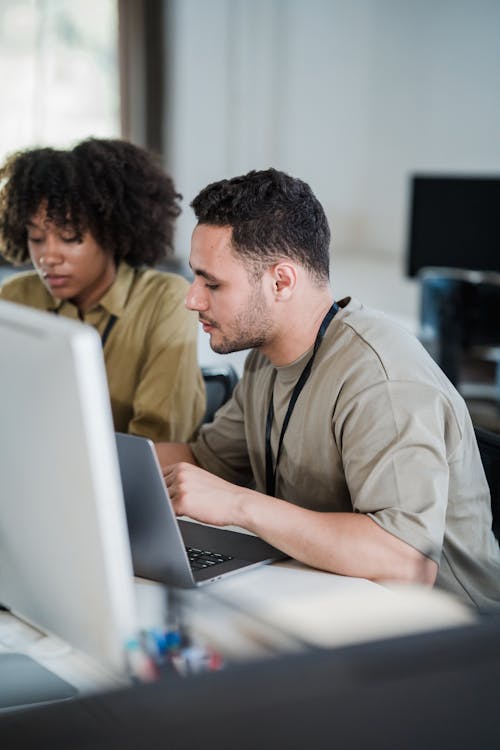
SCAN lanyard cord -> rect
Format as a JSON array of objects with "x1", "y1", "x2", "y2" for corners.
[
  {"x1": 51, "y1": 308, "x2": 118, "y2": 349},
  {"x1": 100, "y1": 313, "x2": 118, "y2": 348},
  {"x1": 265, "y1": 302, "x2": 340, "y2": 497}
]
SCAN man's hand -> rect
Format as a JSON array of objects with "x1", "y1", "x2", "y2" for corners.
[{"x1": 163, "y1": 462, "x2": 252, "y2": 528}]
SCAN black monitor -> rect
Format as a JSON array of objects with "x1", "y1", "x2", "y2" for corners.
[
  {"x1": 2, "y1": 615, "x2": 499, "y2": 749},
  {"x1": 406, "y1": 174, "x2": 500, "y2": 277}
]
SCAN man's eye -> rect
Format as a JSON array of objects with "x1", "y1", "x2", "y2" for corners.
[
  {"x1": 27, "y1": 236, "x2": 43, "y2": 243},
  {"x1": 206, "y1": 284, "x2": 219, "y2": 290}
]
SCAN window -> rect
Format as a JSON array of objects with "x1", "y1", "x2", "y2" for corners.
[{"x1": 0, "y1": 0, "x2": 120, "y2": 164}]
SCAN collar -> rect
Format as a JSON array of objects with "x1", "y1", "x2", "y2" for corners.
[
  {"x1": 274, "y1": 344, "x2": 315, "y2": 387},
  {"x1": 94, "y1": 261, "x2": 136, "y2": 317}
]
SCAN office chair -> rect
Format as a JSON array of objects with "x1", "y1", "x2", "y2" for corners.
[
  {"x1": 474, "y1": 425, "x2": 500, "y2": 542},
  {"x1": 201, "y1": 365, "x2": 239, "y2": 424}
]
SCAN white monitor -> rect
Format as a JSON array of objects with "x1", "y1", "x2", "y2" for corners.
[{"x1": 0, "y1": 300, "x2": 137, "y2": 680}]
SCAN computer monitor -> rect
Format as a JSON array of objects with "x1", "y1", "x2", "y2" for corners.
[
  {"x1": 0, "y1": 300, "x2": 137, "y2": 680},
  {"x1": 406, "y1": 174, "x2": 500, "y2": 278}
]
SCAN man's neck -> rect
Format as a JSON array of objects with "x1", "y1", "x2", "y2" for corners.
[{"x1": 263, "y1": 294, "x2": 335, "y2": 367}]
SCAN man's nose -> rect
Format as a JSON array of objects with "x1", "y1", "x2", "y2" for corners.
[{"x1": 185, "y1": 282, "x2": 208, "y2": 311}]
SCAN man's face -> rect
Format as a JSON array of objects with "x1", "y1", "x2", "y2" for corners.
[{"x1": 186, "y1": 224, "x2": 274, "y2": 354}]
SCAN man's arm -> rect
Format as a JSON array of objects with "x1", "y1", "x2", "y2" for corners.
[
  {"x1": 155, "y1": 442, "x2": 199, "y2": 471},
  {"x1": 241, "y1": 490, "x2": 438, "y2": 585},
  {"x1": 164, "y1": 462, "x2": 437, "y2": 586}
]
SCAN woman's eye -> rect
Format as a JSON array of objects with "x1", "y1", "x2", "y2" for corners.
[
  {"x1": 27, "y1": 236, "x2": 43, "y2": 244},
  {"x1": 206, "y1": 283, "x2": 219, "y2": 290}
]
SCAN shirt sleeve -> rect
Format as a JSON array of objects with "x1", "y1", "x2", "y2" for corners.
[
  {"x1": 0, "y1": 282, "x2": 12, "y2": 299},
  {"x1": 190, "y1": 375, "x2": 255, "y2": 487},
  {"x1": 127, "y1": 283, "x2": 206, "y2": 442},
  {"x1": 335, "y1": 379, "x2": 462, "y2": 563}
]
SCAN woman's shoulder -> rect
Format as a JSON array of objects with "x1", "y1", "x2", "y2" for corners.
[
  {"x1": 135, "y1": 266, "x2": 189, "y2": 289},
  {"x1": 118, "y1": 266, "x2": 193, "y2": 324},
  {"x1": 0, "y1": 270, "x2": 49, "y2": 305},
  {"x1": 130, "y1": 266, "x2": 191, "y2": 303}
]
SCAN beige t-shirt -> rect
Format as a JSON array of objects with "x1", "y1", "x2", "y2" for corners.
[
  {"x1": 0, "y1": 263, "x2": 205, "y2": 442},
  {"x1": 191, "y1": 298, "x2": 500, "y2": 611}
]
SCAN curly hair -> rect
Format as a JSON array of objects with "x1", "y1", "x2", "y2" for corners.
[
  {"x1": 190, "y1": 168, "x2": 330, "y2": 284},
  {"x1": 0, "y1": 138, "x2": 182, "y2": 267}
]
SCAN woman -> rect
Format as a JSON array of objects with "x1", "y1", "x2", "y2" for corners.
[{"x1": 0, "y1": 137, "x2": 205, "y2": 441}]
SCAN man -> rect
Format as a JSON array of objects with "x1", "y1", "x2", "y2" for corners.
[{"x1": 157, "y1": 168, "x2": 500, "y2": 611}]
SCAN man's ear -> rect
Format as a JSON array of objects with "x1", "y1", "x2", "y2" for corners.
[{"x1": 270, "y1": 262, "x2": 297, "y2": 300}]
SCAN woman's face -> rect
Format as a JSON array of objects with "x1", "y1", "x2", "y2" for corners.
[{"x1": 27, "y1": 204, "x2": 116, "y2": 313}]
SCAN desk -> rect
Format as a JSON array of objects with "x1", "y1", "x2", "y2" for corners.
[
  {"x1": 1, "y1": 558, "x2": 475, "y2": 708},
  {"x1": 174, "y1": 559, "x2": 476, "y2": 661}
]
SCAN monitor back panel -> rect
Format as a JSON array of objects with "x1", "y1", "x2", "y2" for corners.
[{"x1": 0, "y1": 301, "x2": 137, "y2": 678}]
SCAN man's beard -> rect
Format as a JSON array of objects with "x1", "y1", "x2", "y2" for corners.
[{"x1": 209, "y1": 287, "x2": 273, "y2": 354}]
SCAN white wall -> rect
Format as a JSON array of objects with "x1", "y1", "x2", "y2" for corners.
[{"x1": 163, "y1": 0, "x2": 500, "y2": 370}]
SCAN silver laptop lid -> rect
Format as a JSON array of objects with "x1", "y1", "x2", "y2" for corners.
[{"x1": 116, "y1": 432, "x2": 288, "y2": 588}]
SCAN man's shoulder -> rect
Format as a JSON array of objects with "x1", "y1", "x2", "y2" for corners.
[
  {"x1": 334, "y1": 298, "x2": 423, "y2": 361},
  {"x1": 337, "y1": 298, "x2": 416, "y2": 339},
  {"x1": 331, "y1": 298, "x2": 463, "y2": 405}
]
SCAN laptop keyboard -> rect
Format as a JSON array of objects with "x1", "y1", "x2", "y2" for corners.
[{"x1": 186, "y1": 546, "x2": 234, "y2": 571}]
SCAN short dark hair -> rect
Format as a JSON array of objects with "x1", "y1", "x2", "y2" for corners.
[
  {"x1": 190, "y1": 168, "x2": 331, "y2": 284},
  {"x1": 0, "y1": 138, "x2": 182, "y2": 267}
]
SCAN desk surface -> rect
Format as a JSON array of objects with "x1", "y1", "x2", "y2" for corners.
[
  {"x1": 175, "y1": 559, "x2": 476, "y2": 661},
  {"x1": 1, "y1": 559, "x2": 476, "y2": 703}
]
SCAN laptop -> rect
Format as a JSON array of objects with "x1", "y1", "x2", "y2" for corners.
[{"x1": 115, "y1": 432, "x2": 287, "y2": 587}]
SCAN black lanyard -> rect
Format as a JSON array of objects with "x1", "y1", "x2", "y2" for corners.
[
  {"x1": 52, "y1": 308, "x2": 117, "y2": 349},
  {"x1": 100, "y1": 313, "x2": 118, "y2": 348},
  {"x1": 265, "y1": 302, "x2": 340, "y2": 497}
]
